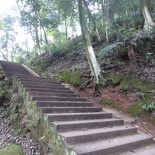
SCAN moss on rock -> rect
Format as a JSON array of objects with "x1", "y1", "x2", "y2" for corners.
[
  {"x1": 0, "y1": 144, "x2": 25, "y2": 155},
  {"x1": 106, "y1": 74, "x2": 122, "y2": 86}
]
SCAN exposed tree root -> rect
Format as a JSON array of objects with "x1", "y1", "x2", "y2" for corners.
[
  {"x1": 141, "y1": 122, "x2": 155, "y2": 137},
  {"x1": 93, "y1": 83, "x2": 102, "y2": 97},
  {"x1": 80, "y1": 77, "x2": 93, "y2": 90},
  {"x1": 80, "y1": 77, "x2": 102, "y2": 96}
]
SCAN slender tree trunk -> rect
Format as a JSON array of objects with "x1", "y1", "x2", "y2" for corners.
[
  {"x1": 141, "y1": 0, "x2": 154, "y2": 30},
  {"x1": 11, "y1": 41, "x2": 14, "y2": 62},
  {"x1": 78, "y1": 0, "x2": 101, "y2": 84},
  {"x1": 58, "y1": 30, "x2": 62, "y2": 49},
  {"x1": 34, "y1": 24, "x2": 40, "y2": 56},
  {"x1": 5, "y1": 33, "x2": 9, "y2": 61},
  {"x1": 105, "y1": 0, "x2": 109, "y2": 42},
  {"x1": 0, "y1": 51, "x2": 8, "y2": 61},
  {"x1": 42, "y1": 26, "x2": 52, "y2": 56},
  {"x1": 64, "y1": 19, "x2": 68, "y2": 40},
  {"x1": 101, "y1": 0, "x2": 109, "y2": 41},
  {"x1": 36, "y1": 11, "x2": 52, "y2": 56},
  {"x1": 24, "y1": 27, "x2": 30, "y2": 59},
  {"x1": 83, "y1": 0, "x2": 101, "y2": 41},
  {"x1": 34, "y1": 11, "x2": 41, "y2": 56}
]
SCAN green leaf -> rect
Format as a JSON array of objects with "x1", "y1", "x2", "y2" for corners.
[{"x1": 98, "y1": 42, "x2": 123, "y2": 59}]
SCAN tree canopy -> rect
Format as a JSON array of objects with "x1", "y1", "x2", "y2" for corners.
[{"x1": 0, "y1": 0, "x2": 155, "y2": 83}]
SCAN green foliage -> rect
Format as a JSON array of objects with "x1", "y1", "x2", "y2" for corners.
[
  {"x1": 54, "y1": 70, "x2": 83, "y2": 85},
  {"x1": 100, "y1": 98, "x2": 122, "y2": 111},
  {"x1": 119, "y1": 75, "x2": 143, "y2": 91},
  {"x1": 128, "y1": 92, "x2": 154, "y2": 115},
  {"x1": 145, "y1": 52, "x2": 154, "y2": 64},
  {"x1": 100, "y1": 98, "x2": 113, "y2": 105},
  {"x1": 0, "y1": 144, "x2": 25, "y2": 155},
  {"x1": 0, "y1": 79, "x2": 12, "y2": 104},
  {"x1": 98, "y1": 42, "x2": 123, "y2": 59},
  {"x1": 30, "y1": 57, "x2": 52, "y2": 74},
  {"x1": 127, "y1": 103, "x2": 144, "y2": 116},
  {"x1": 7, "y1": 103, "x2": 20, "y2": 121},
  {"x1": 100, "y1": 74, "x2": 155, "y2": 115},
  {"x1": 57, "y1": 70, "x2": 71, "y2": 83},
  {"x1": 70, "y1": 71, "x2": 82, "y2": 85},
  {"x1": 106, "y1": 74, "x2": 122, "y2": 85},
  {"x1": 138, "y1": 92, "x2": 155, "y2": 112},
  {"x1": 119, "y1": 75, "x2": 155, "y2": 92},
  {"x1": 142, "y1": 101, "x2": 155, "y2": 112}
]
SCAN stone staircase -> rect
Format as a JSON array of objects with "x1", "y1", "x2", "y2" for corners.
[{"x1": 0, "y1": 60, "x2": 155, "y2": 155}]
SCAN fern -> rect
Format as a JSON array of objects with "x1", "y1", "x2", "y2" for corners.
[{"x1": 98, "y1": 42, "x2": 123, "y2": 59}]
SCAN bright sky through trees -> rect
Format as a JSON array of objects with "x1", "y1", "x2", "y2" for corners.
[
  {"x1": 0, "y1": 0, "x2": 34, "y2": 51},
  {"x1": 0, "y1": 0, "x2": 16, "y2": 14}
]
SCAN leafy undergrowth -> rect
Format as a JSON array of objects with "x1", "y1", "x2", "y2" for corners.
[
  {"x1": 0, "y1": 78, "x2": 12, "y2": 106},
  {"x1": 0, "y1": 144, "x2": 25, "y2": 155}
]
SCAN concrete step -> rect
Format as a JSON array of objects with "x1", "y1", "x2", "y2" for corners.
[
  {"x1": 45, "y1": 112, "x2": 112, "y2": 121},
  {"x1": 36, "y1": 101, "x2": 93, "y2": 107},
  {"x1": 25, "y1": 87, "x2": 73, "y2": 93},
  {"x1": 32, "y1": 96, "x2": 87, "y2": 102},
  {"x1": 54, "y1": 118, "x2": 124, "y2": 132},
  {"x1": 59, "y1": 126, "x2": 137, "y2": 144},
  {"x1": 24, "y1": 85, "x2": 69, "y2": 90},
  {"x1": 19, "y1": 81, "x2": 64, "y2": 87},
  {"x1": 69, "y1": 134, "x2": 154, "y2": 155},
  {"x1": 3, "y1": 68, "x2": 29, "y2": 72},
  {"x1": 0, "y1": 61, "x2": 32, "y2": 77},
  {"x1": 40, "y1": 107, "x2": 102, "y2": 113},
  {"x1": 29, "y1": 91, "x2": 79, "y2": 97},
  {"x1": 120, "y1": 143, "x2": 155, "y2": 155},
  {"x1": 4, "y1": 72, "x2": 31, "y2": 77},
  {"x1": 17, "y1": 76, "x2": 59, "y2": 83}
]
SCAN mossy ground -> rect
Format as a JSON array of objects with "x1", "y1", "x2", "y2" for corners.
[
  {"x1": 53, "y1": 70, "x2": 84, "y2": 85},
  {"x1": 100, "y1": 98, "x2": 122, "y2": 111},
  {"x1": 106, "y1": 74, "x2": 122, "y2": 86},
  {"x1": 0, "y1": 144, "x2": 25, "y2": 155},
  {"x1": 101, "y1": 74, "x2": 155, "y2": 116}
]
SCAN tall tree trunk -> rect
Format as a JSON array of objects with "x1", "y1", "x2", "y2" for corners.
[
  {"x1": 64, "y1": 19, "x2": 68, "y2": 40},
  {"x1": 78, "y1": 0, "x2": 101, "y2": 84},
  {"x1": 42, "y1": 26, "x2": 52, "y2": 56},
  {"x1": 5, "y1": 33, "x2": 9, "y2": 61},
  {"x1": 34, "y1": 24, "x2": 40, "y2": 56},
  {"x1": 141, "y1": 0, "x2": 154, "y2": 30},
  {"x1": 36, "y1": 11, "x2": 52, "y2": 56},
  {"x1": 34, "y1": 11, "x2": 41, "y2": 56},
  {"x1": 105, "y1": 0, "x2": 109, "y2": 42},
  {"x1": 83, "y1": 0, "x2": 101, "y2": 41},
  {"x1": 24, "y1": 27, "x2": 30, "y2": 59}
]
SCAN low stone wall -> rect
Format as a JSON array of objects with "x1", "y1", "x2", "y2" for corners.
[{"x1": 11, "y1": 75, "x2": 77, "y2": 155}]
